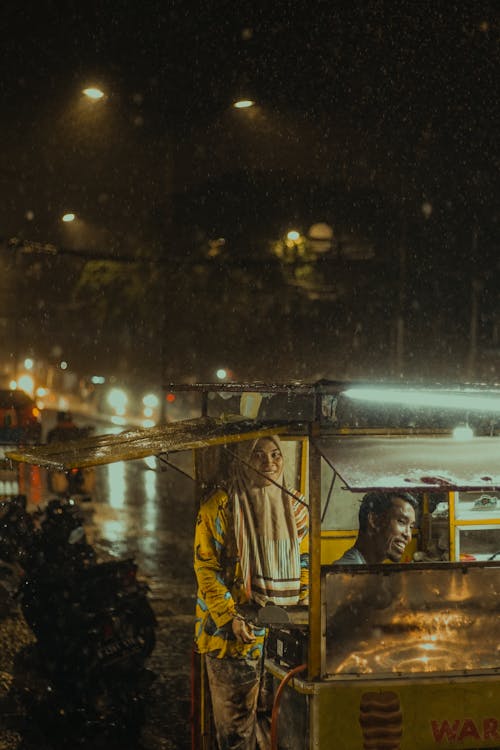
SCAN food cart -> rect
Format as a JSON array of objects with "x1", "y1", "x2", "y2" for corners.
[{"x1": 7, "y1": 381, "x2": 500, "y2": 749}]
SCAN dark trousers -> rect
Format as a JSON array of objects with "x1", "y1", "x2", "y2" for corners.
[{"x1": 205, "y1": 654, "x2": 273, "y2": 750}]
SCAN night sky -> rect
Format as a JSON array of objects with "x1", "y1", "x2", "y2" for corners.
[
  {"x1": 1, "y1": 1, "x2": 499, "y2": 384},
  {"x1": 3, "y1": 3, "x2": 497, "y2": 134}
]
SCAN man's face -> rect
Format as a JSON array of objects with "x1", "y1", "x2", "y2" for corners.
[
  {"x1": 249, "y1": 438, "x2": 283, "y2": 487},
  {"x1": 373, "y1": 497, "x2": 416, "y2": 562}
]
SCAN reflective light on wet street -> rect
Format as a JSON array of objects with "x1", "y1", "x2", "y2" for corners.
[{"x1": 107, "y1": 462, "x2": 126, "y2": 509}]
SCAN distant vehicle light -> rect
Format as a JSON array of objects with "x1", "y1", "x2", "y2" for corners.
[
  {"x1": 62, "y1": 214, "x2": 75, "y2": 223},
  {"x1": 166, "y1": 393, "x2": 176, "y2": 403},
  {"x1": 107, "y1": 388, "x2": 128, "y2": 413},
  {"x1": 143, "y1": 393, "x2": 159, "y2": 409},
  {"x1": 233, "y1": 99, "x2": 254, "y2": 109},
  {"x1": 216, "y1": 369, "x2": 228, "y2": 380},
  {"x1": 18, "y1": 374, "x2": 35, "y2": 397},
  {"x1": 24, "y1": 358, "x2": 34, "y2": 370},
  {"x1": 91, "y1": 375, "x2": 106, "y2": 385},
  {"x1": 287, "y1": 230, "x2": 300, "y2": 241}
]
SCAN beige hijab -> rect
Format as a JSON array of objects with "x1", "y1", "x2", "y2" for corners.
[{"x1": 231, "y1": 436, "x2": 302, "y2": 606}]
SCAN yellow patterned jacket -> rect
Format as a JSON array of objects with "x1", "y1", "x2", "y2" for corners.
[{"x1": 194, "y1": 487, "x2": 309, "y2": 660}]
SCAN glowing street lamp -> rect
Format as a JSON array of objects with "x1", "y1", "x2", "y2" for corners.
[
  {"x1": 233, "y1": 99, "x2": 255, "y2": 109},
  {"x1": 82, "y1": 87, "x2": 105, "y2": 100}
]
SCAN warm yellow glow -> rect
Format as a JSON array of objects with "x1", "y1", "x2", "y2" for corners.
[
  {"x1": 83, "y1": 87, "x2": 105, "y2": 100},
  {"x1": 62, "y1": 213, "x2": 75, "y2": 223},
  {"x1": 233, "y1": 99, "x2": 254, "y2": 109}
]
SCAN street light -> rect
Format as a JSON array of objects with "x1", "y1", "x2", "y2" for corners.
[
  {"x1": 233, "y1": 99, "x2": 255, "y2": 109},
  {"x1": 82, "y1": 87, "x2": 105, "y2": 100}
]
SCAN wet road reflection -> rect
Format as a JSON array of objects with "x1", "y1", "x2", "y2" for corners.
[{"x1": 85, "y1": 453, "x2": 197, "y2": 750}]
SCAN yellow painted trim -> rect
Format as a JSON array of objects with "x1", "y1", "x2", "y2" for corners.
[
  {"x1": 449, "y1": 491, "x2": 456, "y2": 561},
  {"x1": 300, "y1": 437, "x2": 308, "y2": 496},
  {"x1": 308, "y1": 437, "x2": 322, "y2": 681},
  {"x1": 453, "y1": 517, "x2": 500, "y2": 526},
  {"x1": 329, "y1": 427, "x2": 453, "y2": 436}
]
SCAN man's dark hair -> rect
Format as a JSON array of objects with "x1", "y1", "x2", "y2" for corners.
[{"x1": 358, "y1": 491, "x2": 418, "y2": 532}]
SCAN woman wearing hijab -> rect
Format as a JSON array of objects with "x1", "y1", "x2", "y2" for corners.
[{"x1": 194, "y1": 436, "x2": 309, "y2": 750}]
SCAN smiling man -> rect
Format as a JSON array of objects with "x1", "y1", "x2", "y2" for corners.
[{"x1": 333, "y1": 491, "x2": 418, "y2": 565}]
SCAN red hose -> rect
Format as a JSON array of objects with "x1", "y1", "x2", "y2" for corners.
[{"x1": 270, "y1": 663, "x2": 307, "y2": 750}]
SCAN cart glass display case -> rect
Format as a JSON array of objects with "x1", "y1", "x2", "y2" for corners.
[{"x1": 323, "y1": 562, "x2": 500, "y2": 677}]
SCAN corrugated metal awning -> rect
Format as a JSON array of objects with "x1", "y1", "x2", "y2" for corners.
[{"x1": 5, "y1": 418, "x2": 288, "y2": 470}]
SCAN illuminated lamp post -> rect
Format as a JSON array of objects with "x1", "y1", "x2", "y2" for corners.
[
  {"x1": 82, "y1": 87, "x2": 105, "y2": 100},
  {"x1": 232, "y1": 99, "x2": 255, "y2": 109}
]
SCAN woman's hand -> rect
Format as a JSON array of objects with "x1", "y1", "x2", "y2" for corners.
[{"x1": 232, "y1": 615, "x2": 256, "y2": 643}]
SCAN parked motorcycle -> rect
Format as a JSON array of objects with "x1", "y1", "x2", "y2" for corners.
[{"x1": 0, "y1": 495, "x2": 157, "y2": 705}]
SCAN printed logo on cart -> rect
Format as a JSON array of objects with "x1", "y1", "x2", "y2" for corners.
[
  {"x1": 359, "y1": 691, "x2": 403, "y2": 749},
  {"x1": 431, "y1": 717, "x2": 500, "y2": 743}
]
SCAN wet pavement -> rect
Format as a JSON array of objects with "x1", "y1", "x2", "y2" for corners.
[{"x1": 0, "y1": 450, "x2": 198, "y2": 749}]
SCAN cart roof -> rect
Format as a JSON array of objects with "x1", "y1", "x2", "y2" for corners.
[
  {"x1": 316, "y1": 434, "x2": 500, "y2": 491},
  {"x1": 8, "y1": 380, "x2": 500, "y2": 482},
  {"x1": 5, "y1": 417, "x2": 289, "y2": 470}
]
